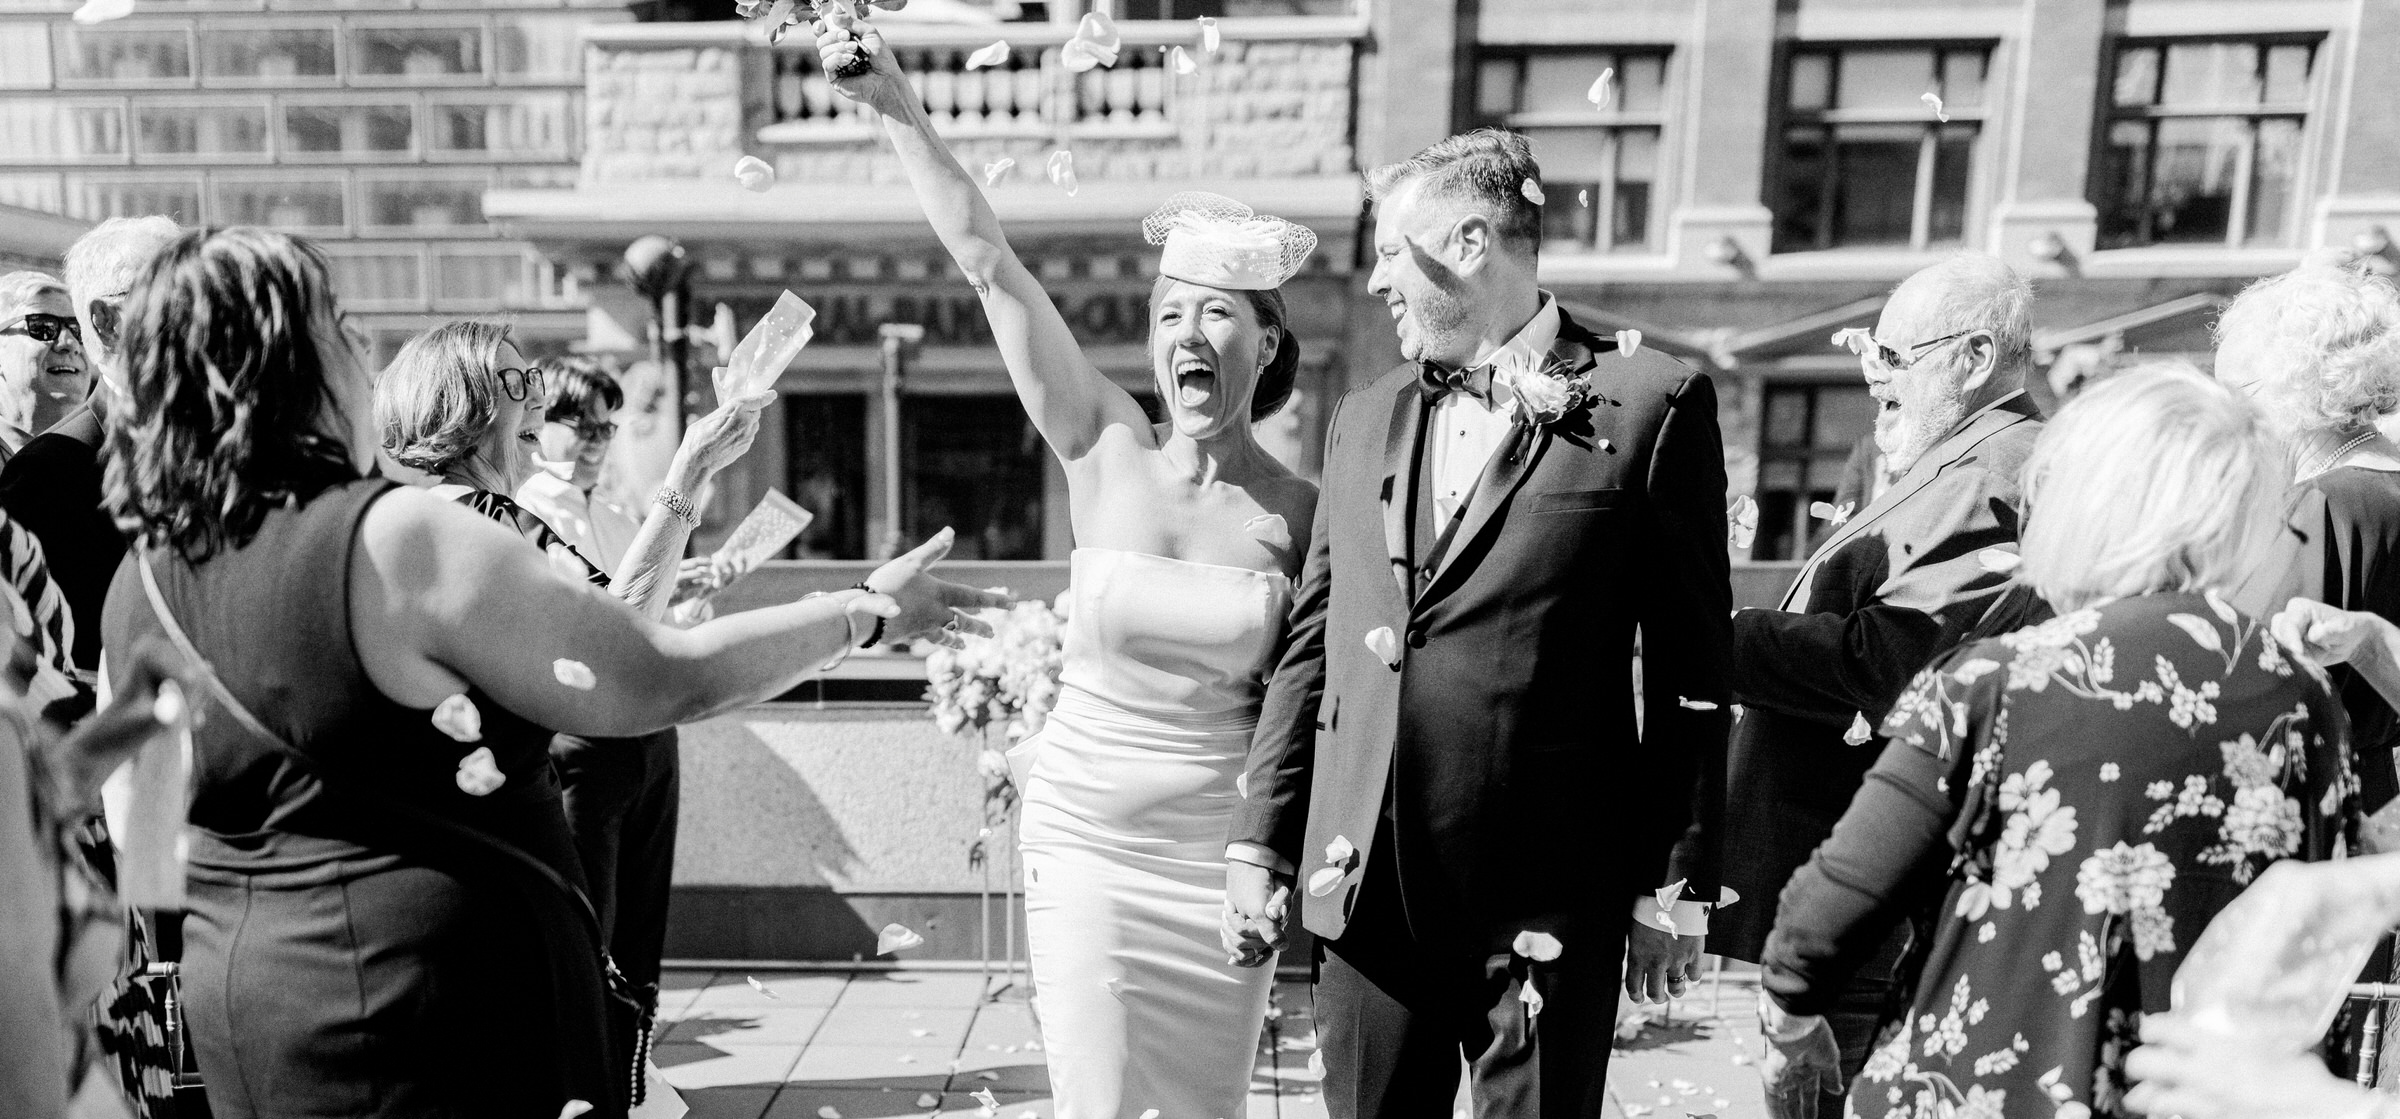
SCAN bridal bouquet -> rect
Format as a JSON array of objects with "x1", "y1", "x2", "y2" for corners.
[{"x1": 924, "y1": 598, "x2": 1068, "y2": 860}]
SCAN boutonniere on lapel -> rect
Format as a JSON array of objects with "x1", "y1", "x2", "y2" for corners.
[{"x1": 1492, "y1": 355, "x2": 1597, "y2": 437}]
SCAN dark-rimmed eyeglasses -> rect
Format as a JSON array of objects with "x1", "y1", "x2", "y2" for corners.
[
  {"x1": 550, "y1": 417, "x2": 618, "y2": 442},
  {"x1": 496, "y1": 366, "x2": 546, "y2": 402},
  {"x1": 0, "y1": 312, "x2": 82, "y2": 346},
  {"x1": 1835, "y1": 328, "x2": 1976, "y2": 372}
]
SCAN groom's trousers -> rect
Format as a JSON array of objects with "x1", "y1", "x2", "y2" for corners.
[{"x1": 1315, "y1": 834, "x2": 1628, "y2": 1119}]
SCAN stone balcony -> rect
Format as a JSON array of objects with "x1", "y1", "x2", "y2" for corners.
[{"x1": 489, "y1": 16, "x2": 1364, "y2": 242}]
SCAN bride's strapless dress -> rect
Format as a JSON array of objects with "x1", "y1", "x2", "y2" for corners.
[{"x1": 1012, "y1": 548, "x2": 1290, "y2": 1119}]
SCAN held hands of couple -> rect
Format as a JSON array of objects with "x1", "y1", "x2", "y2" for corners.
[{"x1": 1220, "y1": 859, "x2": 1291, "y2": 969}]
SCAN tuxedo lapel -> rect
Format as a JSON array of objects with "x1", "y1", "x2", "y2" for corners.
[
  {"x1": 1415, "y1": 334, "x2": 1598, "y2": 606},
  {"x1": 1381, "y1": 380, "x2": 1425, "y2": 599}
]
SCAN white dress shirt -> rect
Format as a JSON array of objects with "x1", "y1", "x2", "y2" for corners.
[
  {"x1": 1426, "y1": 297, "x2": 1561, "y2": 526},
  {"x1": 517, "y1": 469, "x2": 643, "y2": 579}
]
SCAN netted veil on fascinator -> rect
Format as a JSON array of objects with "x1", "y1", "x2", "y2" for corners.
[{"x1": 1141, "y1": 192, "x2": 1318, "y2": 292}]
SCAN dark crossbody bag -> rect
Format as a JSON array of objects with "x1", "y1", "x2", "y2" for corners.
[{"x1": 134, "y1": 550, "x2": 649, "y2": 1111}]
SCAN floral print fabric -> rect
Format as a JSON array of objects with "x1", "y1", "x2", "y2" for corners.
[{"x1": 1850, "y1": 591, "x2": 2354, "y2": 1119}]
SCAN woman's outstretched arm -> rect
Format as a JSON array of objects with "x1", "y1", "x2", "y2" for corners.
[{"x1": 816, "y1": 8, "x2": 1151, "y2": 462}]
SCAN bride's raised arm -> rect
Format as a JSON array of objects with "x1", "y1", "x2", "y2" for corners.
[{"x1": 815, "y1": 8, "x2": 1151, "y2": 462}]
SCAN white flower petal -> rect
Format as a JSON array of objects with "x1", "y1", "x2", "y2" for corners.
[
  {"x1": 965, "y1": 40, "x2": 1011, "y2": 69},
  {"x1": 917, "y1": 1095, "x2": 941, "y2": 1109},
  {"x1": 975, "y1": 1069, "x2": 1001, "y2": 1081},
  {"x1": 1520, "y1": 178, "x2": 1546, "y2": 205},
  {"x1": 1844, "y1": 712, "x2": 1873, "y2": 746},
  {"x1": 1977, "y1": 547, "x2": 2021, "y2": 573},
  {"x1": 72, "y1": 0, "x2": 133, "y2": 24},
  {"x1": 1615, "y1": 328, "x2": 1642, "y2": 357},
  {"x1": 1511, "y1": 930, "x2": 1563, "y2": 961},
  {"x1": 818, "y1": 1107, "x2": 842, "y2": 1119},
  {"x1": 1364, "y1": 626, "x2": 1400, "y2": 667},
  {"x1": 1141, "y1": 1111, "x2": 1162, "y2": 1119},
  {"x1": 432, "y1": 693, "x2": 483, "y2": 743},
  {"x1": 1307, "y1": 1049, "x2": 1325, "y2": 1078},
  {"x1": 552, "y1": 658, "x2": 596, "y2": 690},
  {"x1": 877, "y1": 922, "x2": 926, "y2": 955},
  {"x1": 1520, "y1": 980, "x2": 1545, "y2": 1017},
  {"x1": 1921, "y1": 90, "x2": 1948, "y2": 122},
  {"x1": 559, "y1": 1102, "x2": 594, "y2": 1119},
  {"x1": 983, "y1": 157, "x2": 1016, "y2": 186},
  {"x1": 1236, "y1": 771, "x2": 1249, "y2": 798},
  {"x1": 152, "y1": 679, "x2": 186, "y2": 726},
  {"x1": 1100, "y1": 976, "x2": 1126, "y2": 1000},
  {"x1": 1578, "y1": 189, "x2": 1591, "y2": 208},
  {"x1": 1197, "y1": 15, "x2": 1220, "y2": 53},
  {"x1": 1306, "y1": 865, "x2": 1346, "y2": 897},
  {"x1": 734, "y1": 155, "x2": 776, "y2": 192},
  {"x1": 1587, "y1": 68, "x2": 1614, "y2": 109},
  {"x1": 1169, "y1": 44, "x2": 1196, "y2": 75},
  {"x1": 1046, "y1": 149, "x2": 1079, "y2": 195},
  {"x1": 1830, "y1": 326, "x2": 1875, "y2": 355},
  {"x1": 1728, "y1": 494, "x2": 1760, "y2": 551},
  {"x1": 1678, "y1": 697, "x2": 1720, "y2": 711},
  {"x1": 1325, "y1": 834, "x2": 1355, "y2": 864},
  {"x1": 972, "y1": 1086, "x2": 1000, "y2": 1116},
  {"x1": 454, "y1": 746, "x2": 506, "y2": 796}
]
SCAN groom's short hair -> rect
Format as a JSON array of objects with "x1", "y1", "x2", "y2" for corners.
[{"x1": 1365, "y1": 129, "x2": 1544, "y2": 258}]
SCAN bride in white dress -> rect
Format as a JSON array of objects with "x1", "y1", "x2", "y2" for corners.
[{"x1": 817, "y1": 14, "x2": 1320, "y2": 1118}]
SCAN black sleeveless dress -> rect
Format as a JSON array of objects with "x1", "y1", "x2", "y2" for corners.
[{"x1": 101, "y1": 479, "x2": 621, "y2": 1119}]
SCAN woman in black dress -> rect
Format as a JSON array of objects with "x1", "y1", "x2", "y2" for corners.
[
  {"x1": 2221, "y1": 255, "x2": 2400, "y2": 811},
  {"x1": 1759, "y1": 366, "x2": 2357, "y2": 1119},
  {"x1": 98, "y1": 227, "x2": 1003, "y2": 1119}
]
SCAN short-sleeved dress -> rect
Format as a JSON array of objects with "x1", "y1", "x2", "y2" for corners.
[
  {"x1": 102, "y1": 478, "x2": 621, "y2": 1119},
  {"x1": 1763, "y1": 591, "x2": 2356, "y2": 1119}
]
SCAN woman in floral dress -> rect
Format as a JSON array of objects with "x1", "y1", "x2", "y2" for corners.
[{"x1": 1759, "y1": 365, "x2": 2359, "y2": 1119}]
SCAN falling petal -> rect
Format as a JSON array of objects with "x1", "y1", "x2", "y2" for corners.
[
  {"x1": 1307, "y1": 1049, "x2": 1325, "y2": 1078},
  {"x1": 747, "y1": 975, "x2": 780, "y2": 998},
  {"x1": 1615, "y1": 328, "x2": 1642, "y2": 357},
  {"x1": 152, "y1": 679, "x2": 185, "y2": 725},
  {"x1": 1715, "y1": 1101, "x2": 1733, "y2": 1110},
  {"x1": 1587, "y1": 68, "x2": 1615, "y2": 109},
  {"x1": 896, "y1": 1054, "x2": 915, "y2": 1063},
  {"x1": 1306, "y1": 865, "x2": 1346, "y2": 897},
  {"x1": 1728, "y1": 494, "x2": 1760, "y2": 551},
  {"x1": 1578, "y1": 189, "x2": 1590, "y2": 208},
  {"x1": 917, "y1": 1096, "x2": 940, "y2": 1109},
  {"x1": 454, "y1": 746, "x2": 506, "y2": 796},
  {"x1": 1652, "y1": 880, "x2": 1686, "y2": 912},
  {"x1": 1142, "y1": 1111, "x2": 1162, "y2": 1119},
  {"x1": 1168, "y1": 44, "x2": 1196, "y2": 75},
  {"x1": 971, "y1": 1089, "x2": 1000, "y2": 1118},
  {"x1": 1520, "y1": 178, "x2": 1546, "y2": 205},
  {"x1": 910, "y1": 1028, "x2": 933, "y2": 1038},
  {"x1": 71, "y1": 0, "x2": 133, "y2": 23},
  {"x1": 1198, "y1": 15, "x2": 1220, "y2": 53},
  {"x1": 1597, "y1": 439, "x2": 1613, "y2": 453},
  {"x1": 819, "y1": 1108, "x2": 843, "y2": 1119},
  {"x1": 966, "y1": 40, "x2": 1011, "y2": 69},
  {"x1": 1511, "y1": 930, "x2": 1563, "y2": 961},
  {"x1": 1977, "y1": 547, "x2": 2021, "y2": 573},
  {"x1": 1060, "y1": 38, "x2": 1104, "y2": 72},
  {"x1": 559, "y1": 1102, "x2": 594, "y2": 1119},
  {"x1": 1074, "y1": 10, "x2": 1121, "y2": 53},
  {"x1": 1046, "y1": 149, "x2": 1079, "y2": 196},
  {"x1": 1673, "y1": 1079, "x2": 1696, "y2": 1093},
  {"x1": 1520, "y1": 980, "x2": 1545, "y2": 1018},
  {"x1": 983, "y1": 157, "x2": 1015, "y2": 186},
  {"x1": 552, "y1": 658, "x2": 596, "y2": 690},
  {"x1": 1236, "y1": 771, "x2": 1249, "y2": 798},
  {"x1": 1922, "y1": 90, "x2": 1948, "y2": 122},
  {"x1": 1101, "y1": 977, "x2": 1126, "y2": 1000},
  {"x1": 877, "y1": 922, "x2": 926, "y2": 955},
  {"x1": 1325, "y1": 835, "x2": 1355, "y2": 864},
  {"x1": 1731, "y1": 1052, "x2": 1752, "y2": 1065},
  {"x1": 432, "y1": 694, "x2": 482, "y2": 743},
  {"x1": 1677, "y1": 697, "x2": 1720, "y2": 711},
  {"x1": 1808, "y1": 500, "x2": 1854, "y2": 525},
  {"x1": 734, "y1": 155, "x2": 775, "y2": 192},
  {"x1": 1624, "y1": 1107, "x2": 1651, "y2": 1118},
  {"x1": 1844, "y1": 712, "x2": 1873, "y2": 746},
  {"x1": 1830, "y1": 326, "x2": 1874, "y2": 355},
  {"x1": 976, "y1": 1069, "x2": 1001, "y2": 1082},
  {"x1": 1363, "y1": 626, "x2": 1400, "y2": 667}
]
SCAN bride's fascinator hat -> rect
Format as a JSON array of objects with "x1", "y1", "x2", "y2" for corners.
[{"x1": 1142, "y1": 192, "x2": 1318, "y2": 291}]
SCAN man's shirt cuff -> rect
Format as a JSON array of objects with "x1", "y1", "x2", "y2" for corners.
[{"x1": 1226, "y1": 842, "x2": 1294, "y2": 877}]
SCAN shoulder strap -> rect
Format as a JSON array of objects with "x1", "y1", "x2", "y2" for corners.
[{"x1": 134, "y1": 550, "x2": 614, "y2": 949}]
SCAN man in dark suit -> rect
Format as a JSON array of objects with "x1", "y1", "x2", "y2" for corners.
[
  {"x1": 1712, "y1": 254, "x2": 2047, "y2": 1115},
  {"x1": 1223, "y1": 130, "x2": 1735, "y2": 1118}
]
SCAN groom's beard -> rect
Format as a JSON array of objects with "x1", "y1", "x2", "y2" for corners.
[
  {"x1": 1393, "y1": 268, "x2": 1476, "y2": 366},
  {"x1": 1879, "y1": 391, "x2": 1968, "y2": 476}
]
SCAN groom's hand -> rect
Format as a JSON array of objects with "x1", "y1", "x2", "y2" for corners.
[
  {"x1": 1623, "y1": 922, "x2": 1703, "y2": 1004},
  {"x1": 1222, "y1": 860, "x2": 1291, "y2": 968}
]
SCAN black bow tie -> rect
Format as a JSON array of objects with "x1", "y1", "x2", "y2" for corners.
[{"x1": 1417, "y1": 363, "x2": 1494, "y2": 404}]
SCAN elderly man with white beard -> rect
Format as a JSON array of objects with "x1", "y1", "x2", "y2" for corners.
[{"x1": 1707, "y1": 253, "x2": 2049, "y2": 1119}]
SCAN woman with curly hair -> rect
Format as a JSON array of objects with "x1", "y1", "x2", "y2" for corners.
[
  {"x1": 98, "y1": 227, "x2": 1003, "y2": 1119},
  {"x1": 1758, "y1": 365, "x2": 2356, "y2": 1119},
  {"x1": 2222, "y1": 254, "x2": 2400, "y2": 811}
]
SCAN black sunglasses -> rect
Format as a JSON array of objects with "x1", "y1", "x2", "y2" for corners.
[
  {"x1": 1, "y1": 312, "x2": 82, "y2": 346},
  {"x1": 496, "y1": 366, "x2": 546, "y2": 402}
]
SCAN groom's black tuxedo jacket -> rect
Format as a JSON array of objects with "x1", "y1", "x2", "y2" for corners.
[{"x1": 1233, "y1": 310, "x2": 1734, "y2": 955}]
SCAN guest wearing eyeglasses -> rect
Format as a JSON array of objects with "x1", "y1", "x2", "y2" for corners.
[
  {"x1": 518, "y1": 358, "x2": 642, "y2": 586},
  {"x1": 1712, "y1": 254, "x2": 2049, "y2": 1119},
  {"x1": 0, "y1": 216, "x2": 181, "y2": 674},
  {"x1": 0, "y1": 273, "x2": 92, "y2": 466}
]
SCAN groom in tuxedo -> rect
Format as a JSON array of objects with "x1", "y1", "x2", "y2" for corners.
[{"x1": 1224, "y1": 130, "x2": 1735, "y2": 1117}]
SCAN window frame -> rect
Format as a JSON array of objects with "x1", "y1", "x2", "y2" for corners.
[
  {"x1": 342, "y1": 17, "x2": 492, "y2": 88},
  {"x1": 206, "y1": 169, "x2": 353, "y2": 236},
  {"x1": 421, "y1": 90, "x2": 579, "y2": 162},
  {"x1": 1471, "y1": 45, "x2": 1675, "y2": 255},
  {"x1": 276, "y1": 92, "x2": 421, "y2": 163},
  {"x1": 319, "y1": 242, "x2": 428, "y2": 312},
  {"x1": 1769, "y1": 40, "x2": 1995, "y2": 254},
  {"x1": 427, "y1": 243, "x2": 534, "y2": 312},
  {"x1": 2095, "y1": 34, "x2": 2324, "y2": 251},
  {"x1": 193, "y1": 19, "x2": 344, "y2": 90},
  {"x1": 352, "y1": 167, "x2": 496, "y2": 238},
  {"x1": 0, "y1": 95, "x2": 131, "y2": 165},
  {"x1": 130, "y1": 96, "x2": 277, "y2": 164},
  {"x1": 1750, "y1": 373, "x2": 1878, "y2": 562},
  {"x1": 51, "y1": 22, "x2": 197, "y2": 90},
  {"x1": 63, "y1": 171, "x2": 204, "y2": 227}
]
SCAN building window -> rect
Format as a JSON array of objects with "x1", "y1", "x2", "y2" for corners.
[
  {"x1": 325, "y1": 248, "x2": 424, "y2": 310},
  {"x1": 426, "y1": 94, "x2": 576, "y2": 159},
  {"x1": 359, "y1": 177, "x2": 488, "y2": 231},
  {"x1": 197, "y1": 26, "x2": 338, "y2": 84},
  {"x1": 0, "y1": 25, "x2": 52, "y2": 89},
  {"x1": 1772, "y1": 45, "x2": 1987, "y2": 253},
  {"x1": 133, "y1": 103, "x2": 271, "y2": 159},
  {"x1": 785, "y1": 395, "x2": 868, "y2": 560},
  {"x1": 2097, "y1": 38, "x2": 2317, "y2": 249},
  {"x1": 1112, "y1": 0, "x2": 1358, "y2": 16},
  {"x1": 495, "y1": 15, "x2": 593, "y2": 83},
  {"x1": 54, "y1": 26, "x2": 192, "y2": 84},
  {"x1": 283, "y1": 102, "x2": 415, "y2": 158},
  {"x1": 211, "y1": 177, "x2": 347, "y2": 232},
  {"x1": 1474, "y1": 49, "x2": 1667, "y2": 253},
  {"x1": 349, "y1": 24, "x2": 485, "y2": 81},
  {"x1": 70, "y1": 176, "x2": 201, "y2": 225},
  {"x1": 431, "y1": 246, "x2": 531, "y2": 307},
  {"x1": 903, "y1": 395, "x2": 1044, "y2": 561},
  {"x1": 0, "y1": 99, "x2": 126, "y2": 162},
  {"x1": 1752, "y1": 381, "x2": 1876, "y2": 561}
]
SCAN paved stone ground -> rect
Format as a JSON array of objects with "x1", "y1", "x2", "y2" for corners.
[{"x1": 654, "y1": 962, "x2": 1772, "y2": 1119}]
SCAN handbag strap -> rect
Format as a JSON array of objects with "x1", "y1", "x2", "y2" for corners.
[{"x1": 133, "y1": 550, "x2": 621, "y2": 960}]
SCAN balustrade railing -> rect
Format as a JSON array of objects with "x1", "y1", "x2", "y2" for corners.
[{"x1": 762, "y1": 38, "x2": 1178, "y2": 144}]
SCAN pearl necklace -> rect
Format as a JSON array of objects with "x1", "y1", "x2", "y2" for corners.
[{"x1": 2299, "y1": 429, "x2": 2378, "y2": 481}]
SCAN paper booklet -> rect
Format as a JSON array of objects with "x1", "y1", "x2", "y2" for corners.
[{"x1": 703, "y1": 489, "x2": 813, "y2": 594}]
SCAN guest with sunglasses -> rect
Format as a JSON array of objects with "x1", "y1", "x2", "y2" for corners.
[
  {"x1": 0, "y1": 216, "x2": 182, "y2": 674},
  {"x1": 0, "y1": 273, "x2": 92, "y2": 468},
  {"x1": 1706, "y1": 254, "x2": 2050, "y2": 1119}
]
